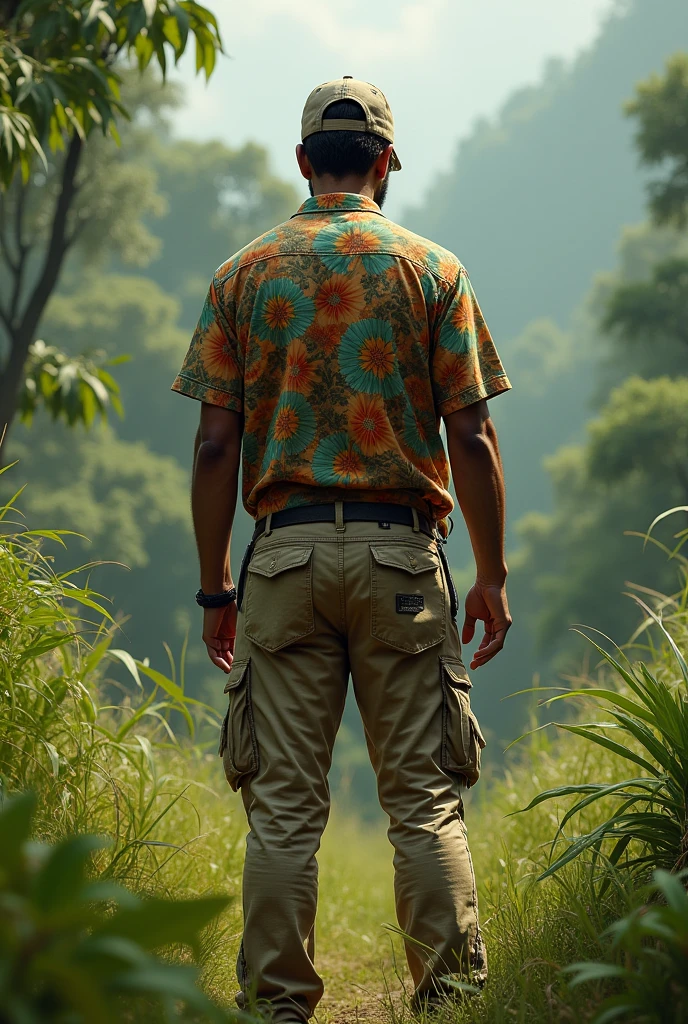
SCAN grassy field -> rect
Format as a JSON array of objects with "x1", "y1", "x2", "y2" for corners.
[
  {"x1": 3, "y1": 490, "x2": 687, "y2": 1022},
  {"x1": 161, "y1": 730, "x2": 631, "y2": 1023}
]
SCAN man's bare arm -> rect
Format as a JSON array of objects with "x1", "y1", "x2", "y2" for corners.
[
  {"x1": 192, "y1": 403, "x2": 242, "y2": 672},
  {"x1": 445, "y1": 400, "x2": 511, "y2": 670}
]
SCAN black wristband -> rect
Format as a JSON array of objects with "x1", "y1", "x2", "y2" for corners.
[{"x1": 195, "y1": 587, "x2": 237, "y2": 609}]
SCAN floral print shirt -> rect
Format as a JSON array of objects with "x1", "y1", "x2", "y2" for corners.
[{"x1": 172, "y1": 193, "x2": 511, "y2": 521}]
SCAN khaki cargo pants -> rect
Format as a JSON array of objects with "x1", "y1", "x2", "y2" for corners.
[{"x1": 220, "y1": 515, "x2": 487, "y2": 1021}]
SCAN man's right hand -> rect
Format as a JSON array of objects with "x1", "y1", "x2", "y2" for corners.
[
  {"x1": 203, "y1": 603, "x2": 237, "y2": 674},
  {"x1": 462, "y1": 580, "x2": 512, "y2": 671}
]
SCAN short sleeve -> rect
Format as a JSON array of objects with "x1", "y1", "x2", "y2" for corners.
[
  {"x1": 431, "y1": 270, "x2": 511, "y2": 416},
  {"x1": 171, "y1": 277, "x2": 242, "y2": 411}
]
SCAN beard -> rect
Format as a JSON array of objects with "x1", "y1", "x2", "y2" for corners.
[
  {"x1": 308, "y1": 170, "x2": 391, "y2": 208},
  {"x1": 374, "y1": 170, "x2": 390, "y2": 208}
]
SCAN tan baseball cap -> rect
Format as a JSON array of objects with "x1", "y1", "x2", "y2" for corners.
[{"x1": 301, "y1": 76, "x2": 402, "y2": 171}]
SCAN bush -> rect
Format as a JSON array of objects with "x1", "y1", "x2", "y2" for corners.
[
  {"x1": 0, "y1": 792, "x2": 233, "y2": 1024},
  {"x1": 517, "y1": 516, "x2": 688, "y2": 886},
  {"x1": 565, "y1": 869, "x2": 688, "y2": 1024},
  {"x1": 0, "y1": 468, "x2": 219, "y2": 877}
]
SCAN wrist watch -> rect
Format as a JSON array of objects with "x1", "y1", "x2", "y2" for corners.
[{"x1": 195, "y1": 587, "x2": 237, "y2": 609}]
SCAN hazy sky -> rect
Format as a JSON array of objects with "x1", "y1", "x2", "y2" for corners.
[{"x1": 172, "y1": 0, "x2": 615, "y2": 219}]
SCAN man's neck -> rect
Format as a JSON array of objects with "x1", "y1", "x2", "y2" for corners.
[{"x1": 311, "y1": 176, "x2": 376, "y2": 200}]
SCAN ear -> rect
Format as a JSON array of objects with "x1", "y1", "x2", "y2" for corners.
[
  {"x1": 374, "y1": 144, "x2": 394, "y2": 180},
  {"x1": 296, "y1": 144, "x2": 313, "y2": 181}
]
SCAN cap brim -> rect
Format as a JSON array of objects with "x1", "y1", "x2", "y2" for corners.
[{"x1": 390, "y1": 148, "x2": 402, "y2": 172}]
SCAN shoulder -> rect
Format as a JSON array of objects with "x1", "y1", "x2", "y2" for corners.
[
  {"x1": 212, "y1": 218, "x2": 299, "y2": 288},
  {"x1": 385, "y1": 219, "x2": 466, "y2": 286}
]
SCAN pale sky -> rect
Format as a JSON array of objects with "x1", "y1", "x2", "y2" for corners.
[{"x1": 172, "y1": 0, "x2": 615, "y2": 220}]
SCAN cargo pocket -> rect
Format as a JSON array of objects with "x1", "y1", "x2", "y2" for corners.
[
  {"x1": 244, "y1": 544, "x2": 314, "y2": 651},
  {"x1": 370, "y1": 543, "x2": 446, "y2": 653},
  {"x1": 218, "y1": 659, "x2": 258, "y2": 791},
  {"x1": 440, "y1": 657, "x2": 486, "y2": 788}
]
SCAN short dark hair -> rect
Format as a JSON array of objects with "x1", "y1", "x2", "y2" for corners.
[{"x1": 303, "y1": 100, "x2": 388, "y2": 178}]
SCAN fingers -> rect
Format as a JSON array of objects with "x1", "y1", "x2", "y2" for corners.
[
  {"x1": 469, "y1": 626, "x2": 510, "y2": 669},
  {"x1": 462, "y1": 610, "x2": 477, "y2": 645},
  {"x1": 204, "y1": 636, "x2": 235, "y2": 674}
]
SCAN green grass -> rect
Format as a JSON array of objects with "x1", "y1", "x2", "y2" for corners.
[{"x1": 3, "y1": 483, "x2": 687, "y2": 1022}]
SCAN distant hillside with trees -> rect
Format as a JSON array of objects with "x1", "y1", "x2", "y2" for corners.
[{"x1": 407, "y1": 0, "x2": 687, "y2": 339}]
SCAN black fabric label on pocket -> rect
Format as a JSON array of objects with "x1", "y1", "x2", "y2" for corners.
[{"x1": 396, "y1": 593, "x2": 425, "y2": 614}]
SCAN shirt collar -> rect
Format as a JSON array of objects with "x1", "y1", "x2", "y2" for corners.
[{"x1": 292, "y1": 193, "x2": 385, "y2": 217}]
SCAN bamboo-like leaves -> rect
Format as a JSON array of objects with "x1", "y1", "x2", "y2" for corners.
[{"x1": 516, "y1": 596, "x2": 688, "y2": 883}]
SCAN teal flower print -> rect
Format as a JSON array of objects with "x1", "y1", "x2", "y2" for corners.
[
  {"x1": 420, "y1": 271, "x2": 438, "y2": 309},
  {"x1": 339, "y1": 319, "x2": 403, "y2": 397},
  {"x1": 242, "y1": 431, "x2": 260, "y2": 467},
  {"x1": 313, "y1": 219, "x2": 396, "y2": 274},
  {"x1": 312, "y1": 432, "x2": 365, "y2": 485},
  {"x1": 266, "y1": 391, "x2": 316, "y2": 457},
  {"x1": 403, "y1": 404, "x2": 431, "y2": 457},
  {"x1": 252, "y1": 277, "x2": 314, "y2": 346},
  {"x1": 438, "y1": 279, "x2": 478, "y2": 355},
  {"x1": 198, "y1": 292, "x2": 217, "y2": 332}
]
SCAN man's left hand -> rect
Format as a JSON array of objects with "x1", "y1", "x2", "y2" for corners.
[{"x1": 203, "y1": 604, "x2": 237, "y2": 673}]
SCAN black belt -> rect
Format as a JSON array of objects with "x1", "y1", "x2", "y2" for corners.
[
  {"x1": 253, "y1": 502, "x2": 435, "y2": 540},
  {"x1": 237, "y1": 502, "x2": 458, "y2": 620}
]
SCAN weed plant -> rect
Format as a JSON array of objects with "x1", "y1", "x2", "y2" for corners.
[{"x1": 2, "y1": 476, "x2": 687, "y2": 1023}]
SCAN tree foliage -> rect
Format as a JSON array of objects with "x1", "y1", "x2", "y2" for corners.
[
  {"x1": 0, "y1": 0, "x2": 222, "y2": 189},
  {"x1": 602, "y1": 256, "x2": 688, "y2": 353},
  {"x1": 627, "y1": 52, "x2": 688, "y2": 227},
  {"x1": 0, "y1": 1, "x2": 222, "y2": 431},
  {"x1": 20, "y1": 339, "x2": 126, "y2": 427},
  {"x1": 512, "y1": 376, "x2": 688, "y2": 657}
]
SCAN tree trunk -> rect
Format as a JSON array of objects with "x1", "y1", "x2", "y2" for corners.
[{"x1": 0, "y1": 134, "x2": 83, "y2": 433}]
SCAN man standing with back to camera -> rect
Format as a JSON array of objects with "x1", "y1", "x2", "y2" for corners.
[{"x1": 172, "y1": 77, "x2": 512, "y2": 1021}]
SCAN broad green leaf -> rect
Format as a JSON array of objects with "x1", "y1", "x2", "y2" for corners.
[
  {"x1": 33, "y1": 833, "x2": 110, "y2": 913},
  {"x1": 563, "y1": 962, "x2": 628, "y2": 985},
  {"x1": 97, "y1": 895, "x2": 230, "y2": 953},
  {"x1": 0, "y1": 791, "x2": 36, "y2": 872}
]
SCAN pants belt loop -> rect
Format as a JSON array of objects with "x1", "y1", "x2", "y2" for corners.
[
  {"x1": 411, "y1": 507, "x2": 420, "y2": 533},
  {"x1": 264, "y1": 512, "x2": 273, "y2": 537},
  {"x1": 335, "y1": 501, "x2": 345, "y2": 532}
]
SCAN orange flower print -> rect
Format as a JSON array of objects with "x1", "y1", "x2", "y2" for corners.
[
  {"x1": 312, "y1": 432, "x2": 365, "y2": 484},
  {"x1": 306, "y1": 322, "x2": 341, "y2": 354},
  {"x1": 434, "y1": 350, "x2": 468, "y2": 396},
  {"x1": 333, "y1": 446, "x2": 364, "y2": 481},
  {"x1": 439, "y1": 288, "x2": 477, "y2": 355},
  {"x1": 404, "y1": 375, "x2": 428, "y2": 408},
  {"x1": 250, "y1": 397, "x2": 276, "y2": 435},
  {"x1": 339, "y1": 318, "x2": 403, "y2": 397},
  {"x1": 360, "y1": 336, "x2": 395, "y2": 379},
  {"x1": 315, "y1": 193, "x2": 345, "y2": 209},
  {"x1": 451, "y1": 292, "x2": 475, "y2": 334},
  {"x1": 348, "y1": 392, "x2": 396, "y2": 455},
  {"x1": 285, "y1": 339, "x2": 318, "y2": 394},
  {"x1": 203, "y1": 321, "x2": 238, "y2": 379},
  {"x1": 244, "y1": 355, "x2": 263, "y2": 386},
  {"x1": 314, "y1": 219, "x2": 396, "y2": 273},
  {"x1": 315, "y1": 274, "x2": 365, "y2": 324},
  {"x1": 254, "y1": 277, "x2": 314, "y2": 346},
  {"x1": 273, "y1": 404, "x2": 299, "y2": 442}
]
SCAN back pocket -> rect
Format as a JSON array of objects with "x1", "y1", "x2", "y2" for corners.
[
  {"x1": 440, "y1": 657, "x2": 486, "y2": 788},
  {"x1": 219, "y1": 659, "x2": 258, "y2": 792},
  {"x1": 370, "y1": 543, "x2": 446, "y2": 653},
  {"x1": 244, "y1": 544, "x2": 315, "y2": 651}
]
